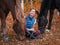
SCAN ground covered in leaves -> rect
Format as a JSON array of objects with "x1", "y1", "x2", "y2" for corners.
[{"x1": 0, "y1": 0, "x2": 60, "y2": 45}]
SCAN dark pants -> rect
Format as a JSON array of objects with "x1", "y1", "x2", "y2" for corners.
[{"x1": 25, "y1": 30, "x2": 41, "y2": 39}]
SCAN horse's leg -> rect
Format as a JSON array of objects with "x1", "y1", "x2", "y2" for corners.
[
  {"x1": 38, "y1": 5, "x2": 49, "y2": 34},
  {"x1": 48, "y1": 9, "x2": 54, "y2": 30},
  {"x1": 0, "y1": 9, "x2": 5, "y2": 35},
  {"x1": 1, "y1": 17, "x2": 7, "y2": 36},
  {"x1": 9, "y1": 4, "x2": 25, "y2": 40},
  {"x1": 39, "y1": 0, "x2": 49, "y2": 17},
  {"x1": 0, "y1": 10, "x2": 9, "y2": 42},
  {"x1": 38, "y1": 0, "x2": 49, "y2": 29}
]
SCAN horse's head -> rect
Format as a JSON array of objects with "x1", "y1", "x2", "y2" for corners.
[{"x1": 38, "y1": 16, "x2": 48, "y2": 34}]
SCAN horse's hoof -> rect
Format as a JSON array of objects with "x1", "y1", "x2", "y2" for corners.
[
  {"x1": 3, "y1": 35, "x2": 9, "y2": 42},
  {"x1": 45, "y1": 29, "x2": 50, "y2": 32},
  {"x1": 15, "y1": 35, "x2": 26, "y2": 41},
  {"x1": 0, "y1": 32, "x2": 4, "y2": 38}
]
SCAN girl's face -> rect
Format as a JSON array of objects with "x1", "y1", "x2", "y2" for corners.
[{"x1": 29, "y1": 9, "x2": 35, "y2": 17}]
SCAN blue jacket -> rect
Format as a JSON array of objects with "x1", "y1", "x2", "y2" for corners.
[{"x1": 25, "y1": 14, "x2": 35, "y2": 29}]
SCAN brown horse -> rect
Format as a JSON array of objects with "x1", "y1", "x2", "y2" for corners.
[{"x1": 0, "y1": 0, "x2": 24, "y2": 41}]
